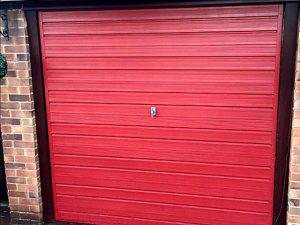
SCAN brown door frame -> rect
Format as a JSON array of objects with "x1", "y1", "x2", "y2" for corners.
[
  {"x1": 25, "y1": 2, "x2": 299, "y2": 224},
  {"x1": 273, "y1": 3, "x2": 299, "y2": 225}
]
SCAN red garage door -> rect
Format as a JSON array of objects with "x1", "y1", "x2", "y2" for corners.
[{"x1": 39, "y1": 5, "x2": 283, "y2": 225}]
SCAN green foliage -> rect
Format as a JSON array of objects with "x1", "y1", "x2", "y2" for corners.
[{"x1": 0, "y1": 54, "x2": 8, "y2": 78}]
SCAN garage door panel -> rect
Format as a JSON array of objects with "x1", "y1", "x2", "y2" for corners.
[
  {"x1": 54, "y1": 165, "x2": 271, "y2": 190},
  {"x1": 53, "y1": 146, "x2": 272, "y2": 169},
  {"x1": 43, "y1": 32, "x2": 278, "y2": 47},
  {"x1": 46, "y1": 57, "x2": 275, "y2": 70},
  {"x1": 42, "y1": 17, "x2": 278, "y2": 35},
  {"x1": 49, "y1": 92, "x2": 274, "y2": 108},
  {"x1": 56, "y1": 195, "x2": 269, "y2": 225},
  {"x1": 50, "y1": 113, "x2": 273, "y2": 131},
  {"x1": 45, "y1": 45, "x2": 277, "y2": 57},
  {"x1": 41, "y1": 5, "x2": 280, "y2": 22},
  {"x1": 50, "y1": 103, "x2": 274, "y2": 119},
  {"x1": 54, "y1": 174, "x2": 272, "y2": 206},
  {"x1": 55, "y1": 211, "x2": 264, "y2": 225},
  {"x1": 55, "y1": 185, "x2": 270, "y2": 213},
  {"x1": 57, "y1": 211, "x2": 264, "y2": 225},
  {"x1": 50, "y1": 103, "x2": 274, "y2": 120},
  {"x1": 51, "y1": 134, "x2": 272, "y2": 154},
  {"x1": 52, "y1": 136, "x2": 273, "y2": 166},
  {"x1": 51, "y1": 124, "x2": 272, "y2": 144},
  {"x1": 55, "y1": 174, "x2": 270, "y2": 202},
  {"x1": 47, "y1": 80, "x2": 275, "y2": 94},
  {"x1": 46, "y1": 70, "x2": 275, "y2": 83},
  {"x1": 53, "y1": 154, "x2": 272, "y2": 179},
  {"x1": 55, "y1": 212, "x2": 202, "y2": 225}
]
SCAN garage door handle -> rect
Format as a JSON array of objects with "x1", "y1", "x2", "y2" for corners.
[{"x1": 151, "y1": 106, "x2": 157, "y2": 118}]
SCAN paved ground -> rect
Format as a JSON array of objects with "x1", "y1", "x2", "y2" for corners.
[
  {"x1": 0, "y1": 205, "x2": 86, "y2": 225},
  {"x1": 0, "y1": 205, "x2": 10, "y2": 225}
]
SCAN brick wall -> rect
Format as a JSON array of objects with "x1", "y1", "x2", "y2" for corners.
[
  {"x1": 287, "y1": 12, "x2": 300, "y2": 225},
  {"x1": 0, "y1": 10, "x2": 42, "y2": 222}
]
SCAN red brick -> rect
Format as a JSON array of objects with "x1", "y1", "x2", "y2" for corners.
[
  {"x1": 4, "y1": 46, "x2": 27, "y2": 53},
  {"x1": 14, "y1": 141, "x2": 35, "y2": 148},
  {"x1": 11, "y1": 126, "x2": 34, "y2": 133},
  {"x1": 28, "y1": 192, "x2": 38, "y2": 198},
  {"x1": 8, "y1": 78, "x2": 30, "y2": 87},
  {"x1": 0, "y1": 79, "x2": 7, "y2": 85},
  {"x1": 24, "y1": 148, "x2": 37, "y2": 157},
  {"x1": 14, "y1": 62, "x2": 29, "y2": 70},
  {"x1": 7, "y1": 177, "x2": 26, "y2": 184},
  {"x1": 16, "y1": 54, "x2": 29, "y2": 61},
  {"x1": 21, "y1": 119, "x2": 35, "y2": 127},
  {"x1": 8, "y1": 197, "x2": 19, "y2": 205},
  {"x1": 14, "y1": 37, "x2": 26, "y2": 45},
  {"x1": 3, "y1": 148, "x2": 24, "y2": 156},
  {"x1": 11, "y1": 110, "x2": 33, "y2": 118},
  {"x1": 3, "y1": 141, "x2": 13, "y2": 148},
  {"x1": 4, "y1": 155, "x2": 14, "y2": 162},
  {"x1": 2, "y1": 134, "x2": 22, "y2": 141},
  {"x1": 7, "y1": 184, "x2": 17, "y2": 191},
  {"x1": 26, "y1": 163, "x2": 37, "y2": 170},
  {"x1": 5, "y1": 163, "x2": 25, "y2": 170},
  {"x1": 18, "y1": 212, "x2": 42, "y2": 221},
  {"x1": 1, "y1": 86, "x2": 18, "y2": 93},
  {"x1": 8, "y1": 191, "x2": 27, "y2": 198},
  {"x1": 10, "y1": 204, "x2": 30, "y2": 212},
  {"x1": 17, "y1": 184, "x2": 39, "y2": 192},
  {"x1": 1, "y1": 126, "x2": 11, "y2": 133},
  {"x1": 9, "y1": 94, "x2": 29, "y2": 102},
  {"x1": 1, "y1": 102, "x2": 20, "y2": 110},
  {"x1": 20, "y1": 102, "x2": 34, "y2": 110},
  {"x1": 16, "y1": 170, "x2": 37, "y2": 177},
  {"x1": 29, "y1": 205, "x2": 41, "y2": 213},
  {"x1": 1, "y1": 110, "x2": 10, "y2": 117},
  {"x1": 19, "y1": 197, "x2": 39, "y2": 205},
  {"x1": 4, "y1": 53, "x2": 16, "y2": 61},
  {"x1": 5, "y1": 70, "x2": 17, "y2": 77},
  {"x1": 1, "y1": 118, "x2": 21, "y2": 125},
  {"x1": 5, "y1": 169, "x2": 16, "y2": 177},
  {"x1": 18, "y1": 86, "x2": 31, "y2": 93}
]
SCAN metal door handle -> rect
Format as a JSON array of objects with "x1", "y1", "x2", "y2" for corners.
[{"x1": 151, "y1": 106, "x2": 157, "y2": 118}]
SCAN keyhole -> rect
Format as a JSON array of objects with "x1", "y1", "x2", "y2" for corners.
[{"x1": 151, "y1": 106, "x2": 157, "y2": 118}]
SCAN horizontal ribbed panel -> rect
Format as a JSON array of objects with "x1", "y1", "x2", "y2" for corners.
[{"x1": 39, "y1": 4, "x2": 282, "y2": 225}]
